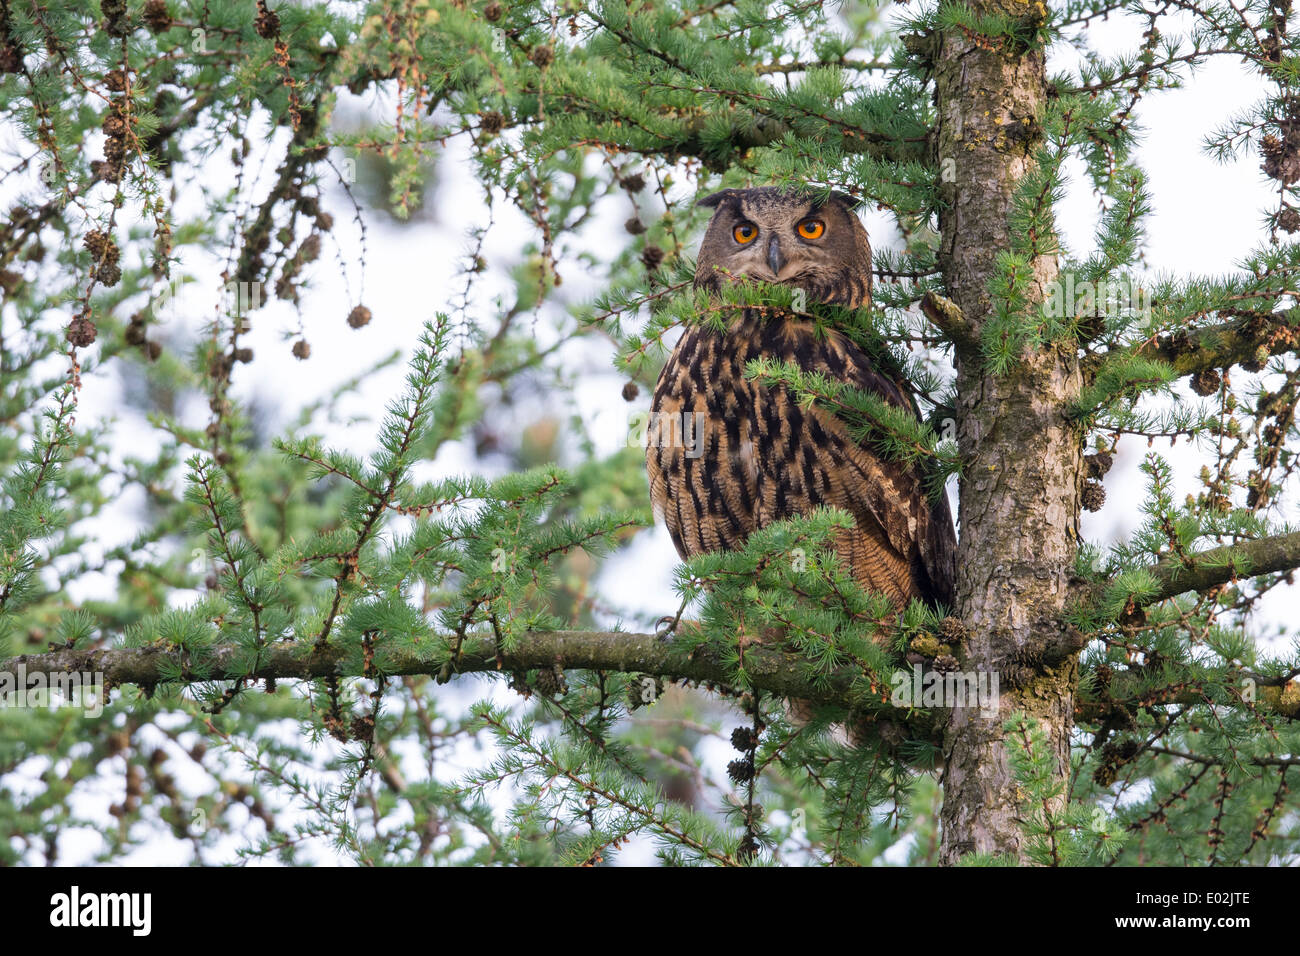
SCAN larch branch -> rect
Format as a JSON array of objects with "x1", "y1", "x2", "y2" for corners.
[
  {"x1": 0, "y1": 631, "x2": 943, "y2": 741},
  {"x1": 1135, "y1": 312, "x2": 1299, "y2": 377},
  {"x1": 1142, "y1": 530, "x2": 1300, "y2": 605}
]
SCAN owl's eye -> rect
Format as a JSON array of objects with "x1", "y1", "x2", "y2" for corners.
[
  {"x1": 732, "y1": 222, "x2": 758, "y2": 244},
  {"x1": 797, "y1": 219, "x2": 825, "y2": 240}
]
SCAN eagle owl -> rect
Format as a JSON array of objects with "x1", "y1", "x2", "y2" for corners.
[{"x1": 646, "y1": 186, "x2": 956, "y2": 609}]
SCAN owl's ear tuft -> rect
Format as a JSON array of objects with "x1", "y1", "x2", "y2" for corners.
[{"x1": 696, "y1": 188, "x2": 739, "y2": 209}]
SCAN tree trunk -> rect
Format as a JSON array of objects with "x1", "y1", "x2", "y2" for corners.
[{"x1": 933, "y1": 5, "x2": 1083, "y2": 863}]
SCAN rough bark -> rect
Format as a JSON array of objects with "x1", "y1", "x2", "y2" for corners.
[{"x1": 933, "y1": 9, "x2": 1081, "y2": 863}]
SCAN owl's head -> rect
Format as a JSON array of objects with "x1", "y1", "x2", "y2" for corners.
[{"x1": 693, "y1": 186, "x2": 872, "y2": 310}]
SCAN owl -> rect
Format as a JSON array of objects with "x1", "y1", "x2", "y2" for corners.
[{"x1": 646, "y1": 186, "x2": 956, "y2": 610}]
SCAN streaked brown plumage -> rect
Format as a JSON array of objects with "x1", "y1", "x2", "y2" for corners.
[{"x1": 647, "y1": 187, "x2": 956, "y2": 609}]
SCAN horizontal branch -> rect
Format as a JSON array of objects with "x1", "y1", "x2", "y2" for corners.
[
  {"x1": 1077, "y1": 675, "x2": 1300, "y2": 721},
  {"x1": 9, "y1": 628, "x2": 1295, "y2": 728},
  {"x1": 1144, "y1": 530, "x2": 1300, "y2": 606},
  {"x1": 1135, "y1": 312, "x2": 1299, "y2": 377},
  {"x1": 0, "y1": 631, "x2": 944, "y2": 742}
]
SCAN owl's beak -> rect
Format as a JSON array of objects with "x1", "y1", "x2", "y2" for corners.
[{"x1": 766, "y1": 236, "x2": 785, "y2": 277}]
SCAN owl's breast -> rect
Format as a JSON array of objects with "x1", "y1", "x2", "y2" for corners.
[{"x1": 645, "y1": 312, "x2": 837, "y2": 559}]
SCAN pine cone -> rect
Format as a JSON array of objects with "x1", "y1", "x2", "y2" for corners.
[
  {"x1": 0, "y1": 44, "x2": 21, "y2": 75},
  {"x1": 1189, "y1": 367, "x2": 1221, "y2": 396},
  {"x1": 102, "y1": 112, "x2": 128, "y2": 139},
  {"x1": 1092, "y1": 762, "x2": 1118, "y2": 787},
  {"x1": 349, "y1": 715, "x2": 374, "y2": 743},
  {"x1": 938, "y1": 615, "x2": 968, "y2": 644},
  {"x1": 1081, "y1": 480, "x2": 1106, "y2": 512},
  {"x1": 730, "y1": 726, "x2": 756, "y2": 752},
  {"x1": 83, "y1": 230, "x2": 112, "y2": 259},
  {"x1": 255, "y1": 1, "x2": 280, "y2": 39},
  {"x1": 1261, "y1": 127, "x2": 1300, "y2": 185},
  {"x1": 347, "y1": 305, "x2": 372, "y2": 328},
  {"x1": 291, "y1": 339, "x2": 311, "y2": 360},
  {"x1": 98, "y1": 160, "x2": 123, "y2": 184},
  {"x1": 534, "y1": 668, "x2": 559, "y2": 696},
  {"x1": 727, "y1": 756, "x2": 755, "y2": 784},
  {"x1": 933, "y1": 653, "x2": 960, "y2": 673},
  {"x1": 298, "y1": 234, "x2": 321, "y2": 262},
  {"x1": 534, "y1": 664, "x2": 566, "y2": 697},
  {"x1": 208, "y1": 354, "x2": 234, "y2": 379},
  {"x1": 103, "y1": 135, "x2": 127, "y2": 163},
  {"x1": 66, "y1": 314, "x2": 97, "y2": 348},
  {"x1": 143, "y1": 0, "x2": 172, "y2": 34},
  {"x1": 102, "y1": 0, "x2": 130, "y2": 37},
  {"x1": 96, "y1": 261, "x2": 122, "y2": 287},
  {"x1": 1084, "y1": 450, "x2": 1114, "y2": 479}
]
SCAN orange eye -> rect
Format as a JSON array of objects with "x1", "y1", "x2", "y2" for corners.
[
  {"x1": 797, "y1": 219, "x2": 825, "y2": 240},
  {"x1": 733, "y1": 222, "x2": 758, "y2": 244}
]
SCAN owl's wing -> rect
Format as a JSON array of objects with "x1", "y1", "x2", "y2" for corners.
[{"x1": 746, "y1": 318, "x2": 957, "y2": 608}]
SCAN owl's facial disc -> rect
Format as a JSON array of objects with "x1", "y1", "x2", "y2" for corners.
[
  {"x1": 726, "y1": 215, "x2": 827, "y2": 283},
  {"x1": 695, "y1": 187, "x2": 872, "y2": 309}
]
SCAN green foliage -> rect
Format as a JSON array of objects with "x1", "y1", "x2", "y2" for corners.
[
  {"x1": 1002, "y1": 713, "x2": 1127, "y2": 866},
  {"x1": 0, "y1": 0, "x2": 1299, "y2": 868}
]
